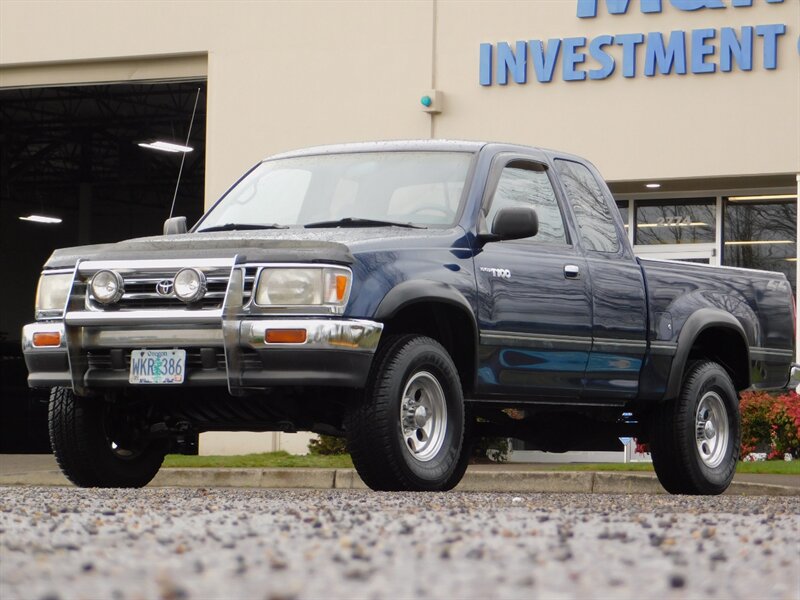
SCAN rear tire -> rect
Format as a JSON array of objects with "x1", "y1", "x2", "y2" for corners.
[
  {"x1": 48, "y1": 387, "x2": 166, "y2": 488},
  {"x1": 649, "y1": 361, "x2": 740, "y2": 495},
  {"x1": 345, "y1": 335, "x2": 466, "y2": 491}
]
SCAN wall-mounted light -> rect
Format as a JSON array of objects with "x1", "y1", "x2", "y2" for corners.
[
  {"x1": 19, "y1": 215, "x2": 62, "y2": 224},
  {"x1": 645, "y1": 183, "x2": 661, "y2": 189},
  {"x1": 138, "y1": 141, "x2": 194, "y2": 153},
  {"x1": 420, "y1": 90, "x2": 443, "y2": 114}
]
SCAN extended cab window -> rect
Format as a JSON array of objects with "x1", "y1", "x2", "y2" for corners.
[
  {"x1": 486, "y1": 161, "x2": 567, "y2": 245},
  {"x1": 555, "y1": 159, "x2": 620, "y2": 254}
]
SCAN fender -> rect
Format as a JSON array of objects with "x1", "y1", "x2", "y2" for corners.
[
  {"x1": 664, "y1": 307, "x2": 750, "y2": 400},
  {"x1": 374, "y1": 279, "x2": 476, "y2": 324},
  {"x1": 374, "y1": 280, "x2": 480, "y2": 390}
]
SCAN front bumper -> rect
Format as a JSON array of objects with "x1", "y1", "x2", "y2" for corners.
[{"x1": 22, "y1": 317, "x2": 382, "y2": 394}]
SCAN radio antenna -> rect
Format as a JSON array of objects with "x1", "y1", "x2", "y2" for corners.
[{"x1": 169, "y1": 86, "x2": 201, "y2": 219}]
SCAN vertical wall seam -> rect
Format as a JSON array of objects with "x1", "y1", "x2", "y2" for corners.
[{"x1": 430, "y1": 0, "x2": 438, "y2": 139}]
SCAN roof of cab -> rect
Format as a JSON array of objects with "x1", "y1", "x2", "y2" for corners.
[
  {"x1": 264, "y1": 139, "x2": 588, "y2": 165},
  {"x1": 266, "y1": 140, "x2": 486, "y2": 160}
]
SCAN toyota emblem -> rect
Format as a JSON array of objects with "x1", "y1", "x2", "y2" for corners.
[{"x1": 155, "y1": 279, "x2": 174, "y2": 296}]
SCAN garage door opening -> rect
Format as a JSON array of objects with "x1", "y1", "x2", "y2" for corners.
[{"x1": 0, "y1": 80, "x2": 207, "y2": 451}]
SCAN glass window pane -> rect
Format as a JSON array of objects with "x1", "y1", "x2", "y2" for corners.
[
  {"x1": 487, "y1": 162, "x2": 567, "y2": 245},
  {"x1": 199, "y1": 151, "x2": 473, "y2": 229},
  {"x1": 616, "y1": 200, "x2": 629, "y2": 235},
  {"x1": 555, "y1": 159, "x2": 619, "y2": 253},
  {"x1": 723, "y1": 199, "x2": 797, "y2": 292},
  {"x1": 635, "y1": 199, "x2": 716, "y2": 245}
]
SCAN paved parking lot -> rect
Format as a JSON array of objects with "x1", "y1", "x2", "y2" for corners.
[{"x1": 1, "y1": 487, "x2": 798, "y2": 599}]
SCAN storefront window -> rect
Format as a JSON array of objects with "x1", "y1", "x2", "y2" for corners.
[
  {"x1": 635, "y1": 198, "x2": 716, "y2": 245},
  {"x1": 723, "y1": 198, "x2": 797, "y2": 292},
  {"x1": 616, "y1": 200, "x2": 629, "y2": 229}
]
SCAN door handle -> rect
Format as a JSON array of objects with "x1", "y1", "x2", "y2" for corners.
[{"x1": 564, "y1": 265, "x2": 581, "y2": 279}]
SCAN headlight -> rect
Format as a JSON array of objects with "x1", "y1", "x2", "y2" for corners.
[
  {"x1": 255, "y1": 267, "x2": 351, "y2": 309},
  {"x1": 35, "y1": 273, "x2": 73, "y2": 316},
  {"x1": 90, "y1": 270, "x2": 125, "y2": 305},
  {"x1": 174, "y1": 268, "x2": 207, "y2": 303}
]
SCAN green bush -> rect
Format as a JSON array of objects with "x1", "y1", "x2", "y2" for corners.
[
  {"x1": 307, "y1": 434, "x2": 349, "y2": 455},
  {"x1": 740, "y1": 391, "x2": 800, "y2": 459}
]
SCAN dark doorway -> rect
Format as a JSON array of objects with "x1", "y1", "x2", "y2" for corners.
[{"x1": 0, "y1": 80, "x2": 207, "y2": 452}]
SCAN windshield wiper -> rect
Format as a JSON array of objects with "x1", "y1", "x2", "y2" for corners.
[
  {"x1": 304, "y1": 217, "x2": 426, "y2": 229},
  {"x1": 196, "y1": 223, "x2": 289, "y2": 233}
]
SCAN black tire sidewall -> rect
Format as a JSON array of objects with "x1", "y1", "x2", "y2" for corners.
[
  {"x1": 49, "y1": 388, "x2": 166, "y2": 488},
  {"x1": 680, "y1": 364, "x2": 740, "y2": 492},
  {"x1": 381, "y1": 339, "x2": 465, "y2": 488}
]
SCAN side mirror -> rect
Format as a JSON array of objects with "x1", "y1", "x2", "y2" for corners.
[
  {"x1": 478, "y1": 206, "x2": 538, "y2": 244},
  {"x1": 163, "y1": 216, "x2": 187, "y2": 235}
]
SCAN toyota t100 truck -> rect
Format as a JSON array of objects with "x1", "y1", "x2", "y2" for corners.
[{"x1": 23, "y1": 141, "x2": 795, "y2": 494}]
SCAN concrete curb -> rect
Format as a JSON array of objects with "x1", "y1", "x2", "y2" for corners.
[{"x1": 0, "y1": 468, "x2": 797, "y2": 496}]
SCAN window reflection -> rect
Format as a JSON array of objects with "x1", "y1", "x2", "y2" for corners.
[
  {"x1": 635, "y1": 199, "x2": 716, "y2": 245},
  {"x1": 723, "y1": 198, "x2": 796, "y2": 292},
  {"x1": 555, "y1": 160, "x2": 619, "y2": 253},
  {"x1": 616, "y1": 200, "x2": 629, "y2": 227},
  {"x1": 488, "y1": 162, "x2": 567, "y2": 245}
]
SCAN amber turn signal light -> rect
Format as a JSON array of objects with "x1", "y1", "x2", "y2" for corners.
[
  {"x1": 32, "y1": 331, "x2": 61, "y2": 347},
  {"x1": 265, "y1": 329, "x2": 307, "y2": 344},
  {"x1": 335, "y1": 274, "x2": 348, "y2": 301}
]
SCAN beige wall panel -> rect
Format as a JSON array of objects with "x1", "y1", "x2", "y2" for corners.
[
  {"x1": 202, "y1": 1, "x2": 435, "y2": 205},
  {"x1": 199, "y1": 432, "x2": 315, "y2": 456},
  {"x1": 434, "y1": 0, "x2": 800, "y2": 181},
  {"x1": 0, "y1": 55, "x2": 207, "y2": 88},
  {"x1": 1, "y1": 1, "x2": 435, "y2": 205},
  {"x1": 1, "y1": 1, "x2": 796, "y2": 190}
]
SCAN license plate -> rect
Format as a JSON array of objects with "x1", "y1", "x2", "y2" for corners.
[{"x1": 129, "y1": 349, "x2": 186, "y2": 384}]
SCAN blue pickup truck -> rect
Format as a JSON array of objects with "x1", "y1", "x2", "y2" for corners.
[{"x1": 23, "y1": 141, "x2": 795, "y2": 495}]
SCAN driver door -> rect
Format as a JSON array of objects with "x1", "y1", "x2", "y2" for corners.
[{"x1": 475, "y1": 154, "x2": 592, "y2": 399}]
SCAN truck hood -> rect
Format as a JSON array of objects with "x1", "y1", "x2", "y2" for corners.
[{"x1": 43, "y1": 227, "x2": 463, "y2": 269}]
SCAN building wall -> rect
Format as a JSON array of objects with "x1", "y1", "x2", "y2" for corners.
[
  {"x1": 2, "y1": 0, "x2": 797, "y2": 456},
  {"x1": 2, "y1": 0, "x2": 798, "y2": 203}
]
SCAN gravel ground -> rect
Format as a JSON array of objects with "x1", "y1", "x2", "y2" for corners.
[{"x1": 1, "y1": 488, "x2": 798, "y2": 600}]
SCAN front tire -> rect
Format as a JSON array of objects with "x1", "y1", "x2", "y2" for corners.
[
  {"x1": 649, "y1": 361, "x2": 740, "y2": 495},
  {"x1": 345, "y1": 335, "x2": 466, "y2": 491},
  {"x1": 48, "y1": 387, "x2": 166, "y2": 488}
]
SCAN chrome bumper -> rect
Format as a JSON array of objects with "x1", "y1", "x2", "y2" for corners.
[{"x1": 22, "y1": 317, "x2": 382, "y2": 394}]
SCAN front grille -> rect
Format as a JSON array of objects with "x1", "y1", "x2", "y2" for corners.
[
  {"x1": 113, "y1": 271, "x2": 230, "y2": 310},
  {"x1": 83, "y1": 266, "x2": 255, "y2": 311}
]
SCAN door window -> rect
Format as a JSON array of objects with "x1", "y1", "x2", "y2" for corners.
[
  {"x1": 486, "y1": 161, "x2": 567, "y2": 245},
  {"x1": 555, "y1": 159, "x2": 620, "y2": 253}
]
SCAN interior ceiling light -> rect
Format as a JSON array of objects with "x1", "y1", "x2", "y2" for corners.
[
  {"x1": 19, "y1": 215, "x2": 62, "y2": 224},
  {"x1": 137, "y1": 141, "x2": 194, "y2": 153},
  {"x1": 727, "y1": 194, "x2": 797, "y2": 201},
  {"x1": 638, "y1": 222, "x2": 709, "y2": 228},
  {"x1": 645, "y1": 183, "x2": 661, "y2": 189},
  {"x1": 724, "y1": 240, "x2": 794, "y2": 245}
]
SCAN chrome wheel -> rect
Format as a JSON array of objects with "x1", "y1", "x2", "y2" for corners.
[
  {"x1": 400, "y1": 371, "x2": 447, "y2": 462},
  {"x1": 695, "y1": 391, "x2": 729, "y2": 468}
]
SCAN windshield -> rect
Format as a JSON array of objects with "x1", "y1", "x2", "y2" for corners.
[{"x1": 196, "y1": 151, "x2": 473, "y2": 230}]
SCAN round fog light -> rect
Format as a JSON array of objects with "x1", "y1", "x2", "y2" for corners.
[
  {"x1": 174, "y1": 268, "x2": 207, "y2": 303},
  {"x1": 90, "y1": 270, "x2": 125, "y2": 304}
]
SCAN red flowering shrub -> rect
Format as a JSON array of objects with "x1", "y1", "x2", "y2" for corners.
[{"x1": 739, "y1": 391, "x2": 800, "y2": 459}]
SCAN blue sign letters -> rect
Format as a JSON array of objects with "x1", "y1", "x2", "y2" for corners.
[{"x1": 480, "y1": 0, "x2": 791, "y2": 85}]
